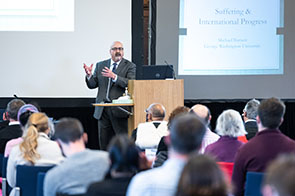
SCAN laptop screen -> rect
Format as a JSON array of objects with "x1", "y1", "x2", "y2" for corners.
[{"x1": 136, "y1": 65, "x2": 174, "y2": 80}]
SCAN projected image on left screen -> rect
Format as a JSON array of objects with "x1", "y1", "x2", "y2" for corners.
[
  {"x1": 178, "y1": 0, "x2": 284, "y2": 75},
  {"x1": 0, "y1": 0, "x2": 74, "y2": 31}
]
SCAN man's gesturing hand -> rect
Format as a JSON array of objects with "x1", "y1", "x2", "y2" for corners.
[
  {"x1": 102, "y1": 67, "x2": 116, "y2": 80},
  {"x1": 83, "y1": 63, "x2": 93, "y2": 77}
]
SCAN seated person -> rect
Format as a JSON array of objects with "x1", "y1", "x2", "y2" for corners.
[
  {"x1": 86, "y1": 134, "x2": 144, "y2": 196},
  {"x1": 44, "y1": 117, "x2": 109, "y2": 196},
  {"x1": 242, "y1": 99, "x2": 260, "y2": 140},
  {"x1": 190, "y1": 104, "x2": 220, "y2": 153},
  {"x1": 232, "y1": 98, "x2": 295, "y2": 196},
  {"x1": 133, "y1": 103, "x2": 169, "y2": 150},
  {"x1": 175, "y1": 154, "x2": 230, "y2": 196},
  {"x1": 4, "y1": 104, "x2": 39, "y2": 157},
  {"x1": 0, "y1": 99, "x2": 25, "y2": 154},
  {"x1": 204, "y1": 109, "x2": 246, "y2": 162},
  {"x1": 262, "y1": 154, "x2": 295, "y2": 196},
  {"x1": 127, "y1": 114, "x2": 207, "y2": 196},
  {"x1": 154, "y1": 106, "x2": 190, "y2": 168},
  {"x1": 7, "y1": 112, "x2": 64, "y2": 196}
]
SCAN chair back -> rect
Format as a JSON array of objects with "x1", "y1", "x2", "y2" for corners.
[
  {"x1": 16, "y1": 165, "x2": 54, "y2": 196},
  {"x1": 1, "y1": 155, "x2": 7, "y2": 178},
  {"x1": 36, "y1": 172, "x2": 46, "y2": 196},
  {"x1": 217, "y1": 162, "x2": 234, "y2": 182},
  {"x1": 237, "y1": 135, "x2": 248, "y2": 143},
  {"x1": 2, "y1": 156, "x2": 12, "y2": 195},
  {"x1": 0, "y1": 153, "x2": 4, "y2": 177},
  {"x1": 244, "y1": 171, "x2": 264, "y2": 196}
]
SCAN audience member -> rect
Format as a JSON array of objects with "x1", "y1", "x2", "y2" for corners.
[
  {"x1": 127, "y1": 114, "x2": 206, "y2": 196},
  {"x1": 204, "y1": 109, "x2": 246, "y2": 162},
  {"x1": 86, "y1": 134, "x2": 141, "y2": 196},
  {"x1": 232, "y1": 97, "x2": 295, "y2": 196},
  {"x1": 7, "y1": 112, "x2": 64, "y2": 196},
  {"x1": 154, "y1": 106, "x2": 190, "y2": 168},
  {"x1": 190, "y1": 104, "x2": 220, "y2": 153},
  {"x1": 175, "y1": 154, "x2": 230, "y2": 196},
  {"x1": 0, "y1": 110, "x2": 9, "y2": 130},
  {"x1": 242, "y1": 99, "x2": 260, "y2": 140},
  {"x1": 44, "y1": 118, "x2": 109, "y2": 196},
  {"x1": 4, "y1": 104, "x2": 39, "y2": 157},
  {"x1": 132, "y1": 103, "x2": 168, "y2": 150},
  {"x1": 0, "y1": 99, "x2": 25, "y2": 154},
  {"x1": 262, "y1": 154, "x2": 295, "y2": 196}
]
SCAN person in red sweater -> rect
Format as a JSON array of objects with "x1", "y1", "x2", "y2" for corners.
[{"x1": 232, "y1": 97, "x2": 295, "y2": 196}]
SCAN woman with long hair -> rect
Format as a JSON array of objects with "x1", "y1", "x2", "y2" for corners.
[
  {"x1": 176, "y1": 154, "x2": 230, "y2": 196},
  {"x1": 7, "y1": 112, "x2": 64, "y2": 195}
]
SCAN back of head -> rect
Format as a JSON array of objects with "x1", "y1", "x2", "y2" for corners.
[
  {"x1": 146, "y1": 103, "x2": 166, "y2": 120},
  {"x1": 6, "y1": 99, "x2": 25, "y2": 121},
  {"x1": 216, "y1": 109, "x2": 247, "y2": 137},
  {"x1": 176, "y1": 154, "x2": 229, "y2": 196},
  {"x1": 244, "y1": 99, "x2": 260, "y2": 120},
  {"x1": 26, "y1": 112, "x2": 50, "y2": 134},
  {"x1": 170, "y1": 114, "x2": 206, "y2": 154},
  {"x1": 190, "y1": 104, "x2": 211, "y2": 126},
  {"x1": 108, "y1": 134, "x2": 139, "y2": 173},
  {"x1": 54, "y1": 118, "x2": 84, "y2": 144},
  {"x1": 20, "y1": 112, "x2": 50, "y2": 164},
  {"x1": 258, "y1": 98, "x2": 285, "y2": 129},
  {"x1": 263, "y1": 154, "x2": 295, "y2": 196},
  {"x1": 167, "y1": 106, "x2": 190, "y2": 130},
  {"x1": 17, "y1": 104, "x2": 39, "y2": 127}
]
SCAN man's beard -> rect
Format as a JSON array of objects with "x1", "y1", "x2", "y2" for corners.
[{"x1": 114, "y1": 52, "x2": 122, "y2": 61}]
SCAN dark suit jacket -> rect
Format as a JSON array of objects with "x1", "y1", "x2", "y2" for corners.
[
  {"x1": 245, "y1": 121, "x2": 258, "y2": 140},
  {"x1": 0, "y1": 124, "x2": 23, "y2": 154},
  {"x1": 86, "y1": 58, "x2": 136, "y2": 120}
]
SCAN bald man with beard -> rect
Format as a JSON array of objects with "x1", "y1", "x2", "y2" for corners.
[
  {"x1": 133, "y1": 103, "x2": 169, "y2": 151},
  {"x1": 83, "y1": 41, "x2": 136, "y2": 150},
  {"x1": 190, "y1": 104, "x2": 220, "y2": 153}
]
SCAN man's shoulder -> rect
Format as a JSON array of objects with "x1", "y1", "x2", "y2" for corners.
[
  {"x1": 0, "y1": 125, "x2": 22, "y2": 137},
  {"x1": 245, "y1": 121, "x2": 258, "y2": 128},
  {"x1": 84, "y1": 149, "x2": 109, "y2": 159},
  {"x1": 206, "y1": 129, "x2": 220, "y2": 138},
  {"x1": 96, "y1": 59, "x2": 110, "y2": 66},
  {"x1": 128, "y1": 167, "x2": 165, "y2": 193},
  {"x1": 128, "y1": 160, "x2": 182, "y2": 196},
  {"x1": 69, "y1": 149, "x2": 109, "y2": 164},
  {"x1": 121, "y1": 58, "x2": 136, "y2": 67},
  {"x1": 132, "y1": 159, "x2": 183, "y2": 182},
  {"x1": 48, "y1": 150, "x2": 108, "y2": 173},
  {"x1": 133, "y1": 164, "x2": 168, "y2": 181}
]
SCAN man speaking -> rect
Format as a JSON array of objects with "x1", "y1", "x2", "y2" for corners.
[{"x1": 83, "y1": 41, "x2": 136, "y2": 150}]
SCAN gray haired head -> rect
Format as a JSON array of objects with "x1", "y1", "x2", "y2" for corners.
[
  {"x1": 216, "y1": 109, "x2": 247, "y2": 137},
  {"x1": 244, "y1": 99, "x2": 260, "y2": 120}
]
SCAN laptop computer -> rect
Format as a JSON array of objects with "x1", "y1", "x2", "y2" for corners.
[{"x1": 136, "y1": 65, "x2": 174, "y2": 80}]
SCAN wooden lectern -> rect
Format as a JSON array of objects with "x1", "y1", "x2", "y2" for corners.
[{"x1": 128, "y1": 79, "x2": 184, "y2": 135}]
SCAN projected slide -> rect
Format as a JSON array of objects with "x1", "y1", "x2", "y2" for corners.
[{"x1": 178, "y1": 0, "x2": 284, "y2": 75}]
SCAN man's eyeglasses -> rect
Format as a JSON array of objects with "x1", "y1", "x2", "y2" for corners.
[{"x1": 111, "y1": 47, "x2": 124, "y2": 51}]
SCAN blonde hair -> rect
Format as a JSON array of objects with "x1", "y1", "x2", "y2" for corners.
[{"x1": 20, "y1": 113, "x2": 49, "y2": 164}]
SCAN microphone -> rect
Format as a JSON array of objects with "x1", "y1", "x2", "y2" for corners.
[{"x1": 164, "y1": 60, "x2": 176, "y2": 79}]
